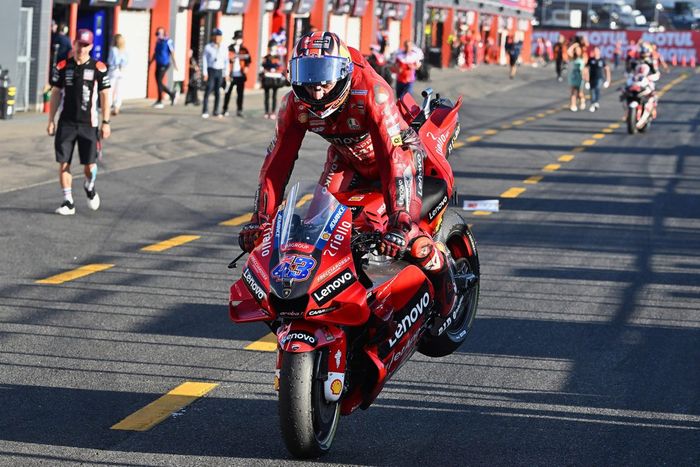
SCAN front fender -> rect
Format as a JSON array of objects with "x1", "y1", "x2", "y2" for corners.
[{"x1": 278, "y1": 322, "x2": 347, "y2": 402}]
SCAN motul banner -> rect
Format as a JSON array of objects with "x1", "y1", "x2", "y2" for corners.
[{"x1": 533, "y1": 30, "x2": 700, "y2": 62}]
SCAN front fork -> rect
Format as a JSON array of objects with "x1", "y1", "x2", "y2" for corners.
[{"x1": 274, "y1": 322, "x2": 348, "y2": 402}]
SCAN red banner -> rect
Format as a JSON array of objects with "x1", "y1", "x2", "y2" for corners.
[{"x1": 533, "y1": 30, "x2": 700, "y2": 62}]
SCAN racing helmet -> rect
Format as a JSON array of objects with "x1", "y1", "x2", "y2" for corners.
[
  {"x1": 289, "y1": 32, "x2": 354, "y2": 119},
  {"x1": 638, "y1": 43, "x2": 652, "y2": 59}
]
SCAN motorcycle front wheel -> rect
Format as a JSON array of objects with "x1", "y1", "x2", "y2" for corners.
[
  {"x1": 627, "y1": 106, "x2": 638, "y2": 134},
  {"x1": 278, "y1": 350, "x2": 340, "y2": 458}
]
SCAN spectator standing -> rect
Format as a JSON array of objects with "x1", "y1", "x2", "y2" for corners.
[
  {"x1": 394, "y1": 40, "x2": 423, "y2": 98},
  {"x1": 568, "y1": 47, "x2": 588, "y2": 112},
  {"x1": 222, "y1": 31, "x2": 250, "y2": 118},
  {"x1": 185, "y1": 49, "x2": 201, "y2": 106},
  {"x1": 107, "y1": 34, "x2": 128, "y2": 116},
  {"x1": 625, "y1": 40, "x2": 638, "y2": 73},
  {"x1": 271, "y1": 27, "x2": 287, "y2": 62},
  {"x1": 149, "y1": 27, "x2": 178, "y2": 109},
  {"x1": 462, "y1": 32, "x2": 475, "y2": 70},
  {"x1": 46, "y1": 29, "x2": 110, "y2": 215},
  {"x1": 504, "y1": 35, "x2": 522, "y2": 79},
  {"x1": 51, "y1": 22, "x2": 72, "y2": 67},
  {"x1": 613, "y1": 41, "x2": 622, "y2": 69},
  {"x1": 201, "y1": 29, "x2": 229, "y2": 119},
  {"x1": 586, "y1": 46, "x2": 611, "y2": 112},
  {"x1": 545, "y1": 39, "x2": 554, "y2": 65},
  {"x1": 261, "y1": 44, "x2": 284, "y2": 119},
  {"x1": 553, "y1": 36, "x2": 567, "y2": 81}
]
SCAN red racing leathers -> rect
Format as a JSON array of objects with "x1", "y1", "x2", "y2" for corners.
[
  {"x1": 253, "y1": 47, "x2": 423, "y2": 231},
  {"x1": 246, "y1": 47, "x2": 455, "y2": 316}
]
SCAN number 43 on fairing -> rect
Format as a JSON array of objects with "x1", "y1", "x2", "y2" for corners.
[{"x1": 271, "y1": 255, "x2": 316, "y2": 282}]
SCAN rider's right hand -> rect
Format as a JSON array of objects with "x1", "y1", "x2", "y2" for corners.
[{"x1": 239, "y1": 222, "x2": 263, "y2": 253}]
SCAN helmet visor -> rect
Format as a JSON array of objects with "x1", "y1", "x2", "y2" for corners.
[{"x1": 289, "y1": 55, "x2": 351, "y2": 86}]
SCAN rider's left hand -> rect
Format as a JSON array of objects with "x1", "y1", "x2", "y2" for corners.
[{"x1": 604, "y1": 80, "x2": 610, "y2": 88}]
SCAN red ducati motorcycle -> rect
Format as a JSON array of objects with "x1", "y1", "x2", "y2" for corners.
[{"x1": 229, "y1": 89, "x2": 479, "y2": 458}]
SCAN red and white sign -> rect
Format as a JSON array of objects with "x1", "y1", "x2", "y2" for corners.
[{"x1": 533, "y1": 30, "x2": 700, "y2": 62}]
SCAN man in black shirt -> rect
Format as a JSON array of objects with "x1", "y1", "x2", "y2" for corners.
[
  {"x1": 47, "y1": 29, "x2": 111, "y2": 215},
  {"x1": 586, "y1": 46, "x2": 611, "y2": 112}
]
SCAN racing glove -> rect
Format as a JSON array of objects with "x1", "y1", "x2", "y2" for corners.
[
  {"x1": 238, "y1": 214, "x2": 268, "y2": 253},
  {"x1": 381, "y1": 211, "x2": 412, "y2": 258}
]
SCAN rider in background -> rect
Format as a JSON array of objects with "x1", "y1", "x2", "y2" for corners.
[{"x1": 238, "y1": 32, "x2": 456, "y2": 317}]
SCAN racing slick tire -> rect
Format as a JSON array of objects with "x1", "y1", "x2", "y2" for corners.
[
  {"x1": 279, "y1": 350, "x2": 340, "y2": 458},
  {"x1": 419, "y1": 209, "x2": 480, "y2": 357}
]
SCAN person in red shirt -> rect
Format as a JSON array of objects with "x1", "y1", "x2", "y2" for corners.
[
  {"x1": 238, "y1": 32, "x2": 456, "y2": 317},
  {"x1": 393, "y1": 40, "x2": 423, "y2": 98}
]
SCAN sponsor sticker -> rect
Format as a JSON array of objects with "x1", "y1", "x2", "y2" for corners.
[
  {"x1": 348, "y1": 195, "x2": 365, "y2": 202},
  {"x1": 391, "y1": 134, "x2": 403, "y2": 147},
  {"x1": 312, "y1": 267, "x2": 355, "y2": 305},
  {"x1": 374, "y1": 84, "x2": 388, "y2": 104},
  {"x1": 83, "y1": 69, "x2": 94, "y2": 81},
  {"x1": 298, "y1": 113, "x2": 308, "y2": 123},
  {"x1": 242, "y1": 268, "x2": 267, "y2": 303},
  {"x1": 307, "y1": 305, "x2": 338, "y2": 316},
  {"x1": 347, "y1": 118, "x2": 360, "y2": 130},
  {"x1": 330, "y1": 379, "x2": 343, "y2": 395},
  {"x1": 282, "y1": 331, "x2": 317, "y2": 346},
  {"x1": 350, "y1": 89, "x2": 368, "y2": 95}
]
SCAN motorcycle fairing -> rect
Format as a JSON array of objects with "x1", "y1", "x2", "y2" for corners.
[
  {"x1": 277, "y1": 321, "x2": 348, "y2": 402},
  {"x1": 358, "y1": 265, "x2": 434, "y2": 409}
]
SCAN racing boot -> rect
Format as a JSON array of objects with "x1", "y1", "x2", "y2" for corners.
[{"x1": 409, "y1": 236, "x2": 456, "y2": 318}]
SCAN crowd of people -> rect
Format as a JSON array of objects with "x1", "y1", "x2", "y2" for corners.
[{"x1": 551, "y1": 34, "x2": 667, "y2": 112}]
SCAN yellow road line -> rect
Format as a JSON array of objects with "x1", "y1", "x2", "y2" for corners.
[
  {"x1": 536, "y1": 113, "x2": 546, "y2": 118},
  {"x1": 524, "y1": 175, "x2": 543, "y2": 184},
  {"x1": 525, "y1": 116, "x2": 536, "y2": 122},
  {"x1": 592, "y1": 133, "x2": 605, "y2": 139},
  {"x1": 602, "y1": 128, "x2": 614, "y2": 134},
  {"x1": 571, "y1": 147, "x2": 585, "y2": 153},
  {"x1": 559, "y1": 155, "x2": 575, "y2": 162},
  {"x1": 582, "y1": 139, "x2": 597, "y2": 146},
  {"x1": 36, "y1": 263, "x2": 114, "y2": 285},
  {"x1": 543, "y1": 164, "x2": 561, "y2": 172},
  {"x1": 219, "y1": 213, "x2": 252, "y2": 226},
  {"x1": 512, "y1": 119, "x2": 525, "y2": 126},
  {"x1": 142, "y1": 235, "x2": 201, "y2": 252},
  {"x1": 472, "y1": 211, "x2": 493, "y2": 216},
  {"x1": 500, "y1": 124, "x2": 512, "y2": 130},
  {"x1": 111, "y1": 382, "x2": 218, "y2": 432},
  {"x1": 453, "y1": 141, "x2": 466, "y2": 148},
  {"x1": 483, "y1": 129, "x2": 498, "y2": 135},
  {"x1": 609, "y1": 123, "x2": 621, "y2": 129},
  {"x1": 500, "y1": 187, "x2": 526, "y2": 198},
  {"x1": 295, "y1": 193, "x2": 314, "y2": 208},
  {"x1": 245, "y1": 332, "x2": 278, "y2": 352},
  {"x1": 466, "y1": 135, "x2": 482, "y2": 143}
]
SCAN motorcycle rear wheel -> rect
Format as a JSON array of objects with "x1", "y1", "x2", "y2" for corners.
[
  {"x1": 279, "y1": 351, "x2": 340, "y2": 458},
  {"x1": 419, "y1": 210, "x2": 480, "y2": 357}
]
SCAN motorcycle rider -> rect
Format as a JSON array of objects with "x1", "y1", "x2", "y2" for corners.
[{"x1": 238, "y1": 32, "x2": 456, "y2": 317}]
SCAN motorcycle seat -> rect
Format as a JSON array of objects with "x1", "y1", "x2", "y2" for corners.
[{"x1": 420, "y1": 177, "x2": 448, "y2": 220}]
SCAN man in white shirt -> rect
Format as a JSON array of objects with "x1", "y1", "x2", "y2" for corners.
[{"x1": 201, "y1": 29, "x2": 229, "y2": 118}]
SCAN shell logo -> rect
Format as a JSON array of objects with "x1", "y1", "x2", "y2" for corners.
[{"x1": 330, "y1": 379, "x2": 343, "y2": 396}]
